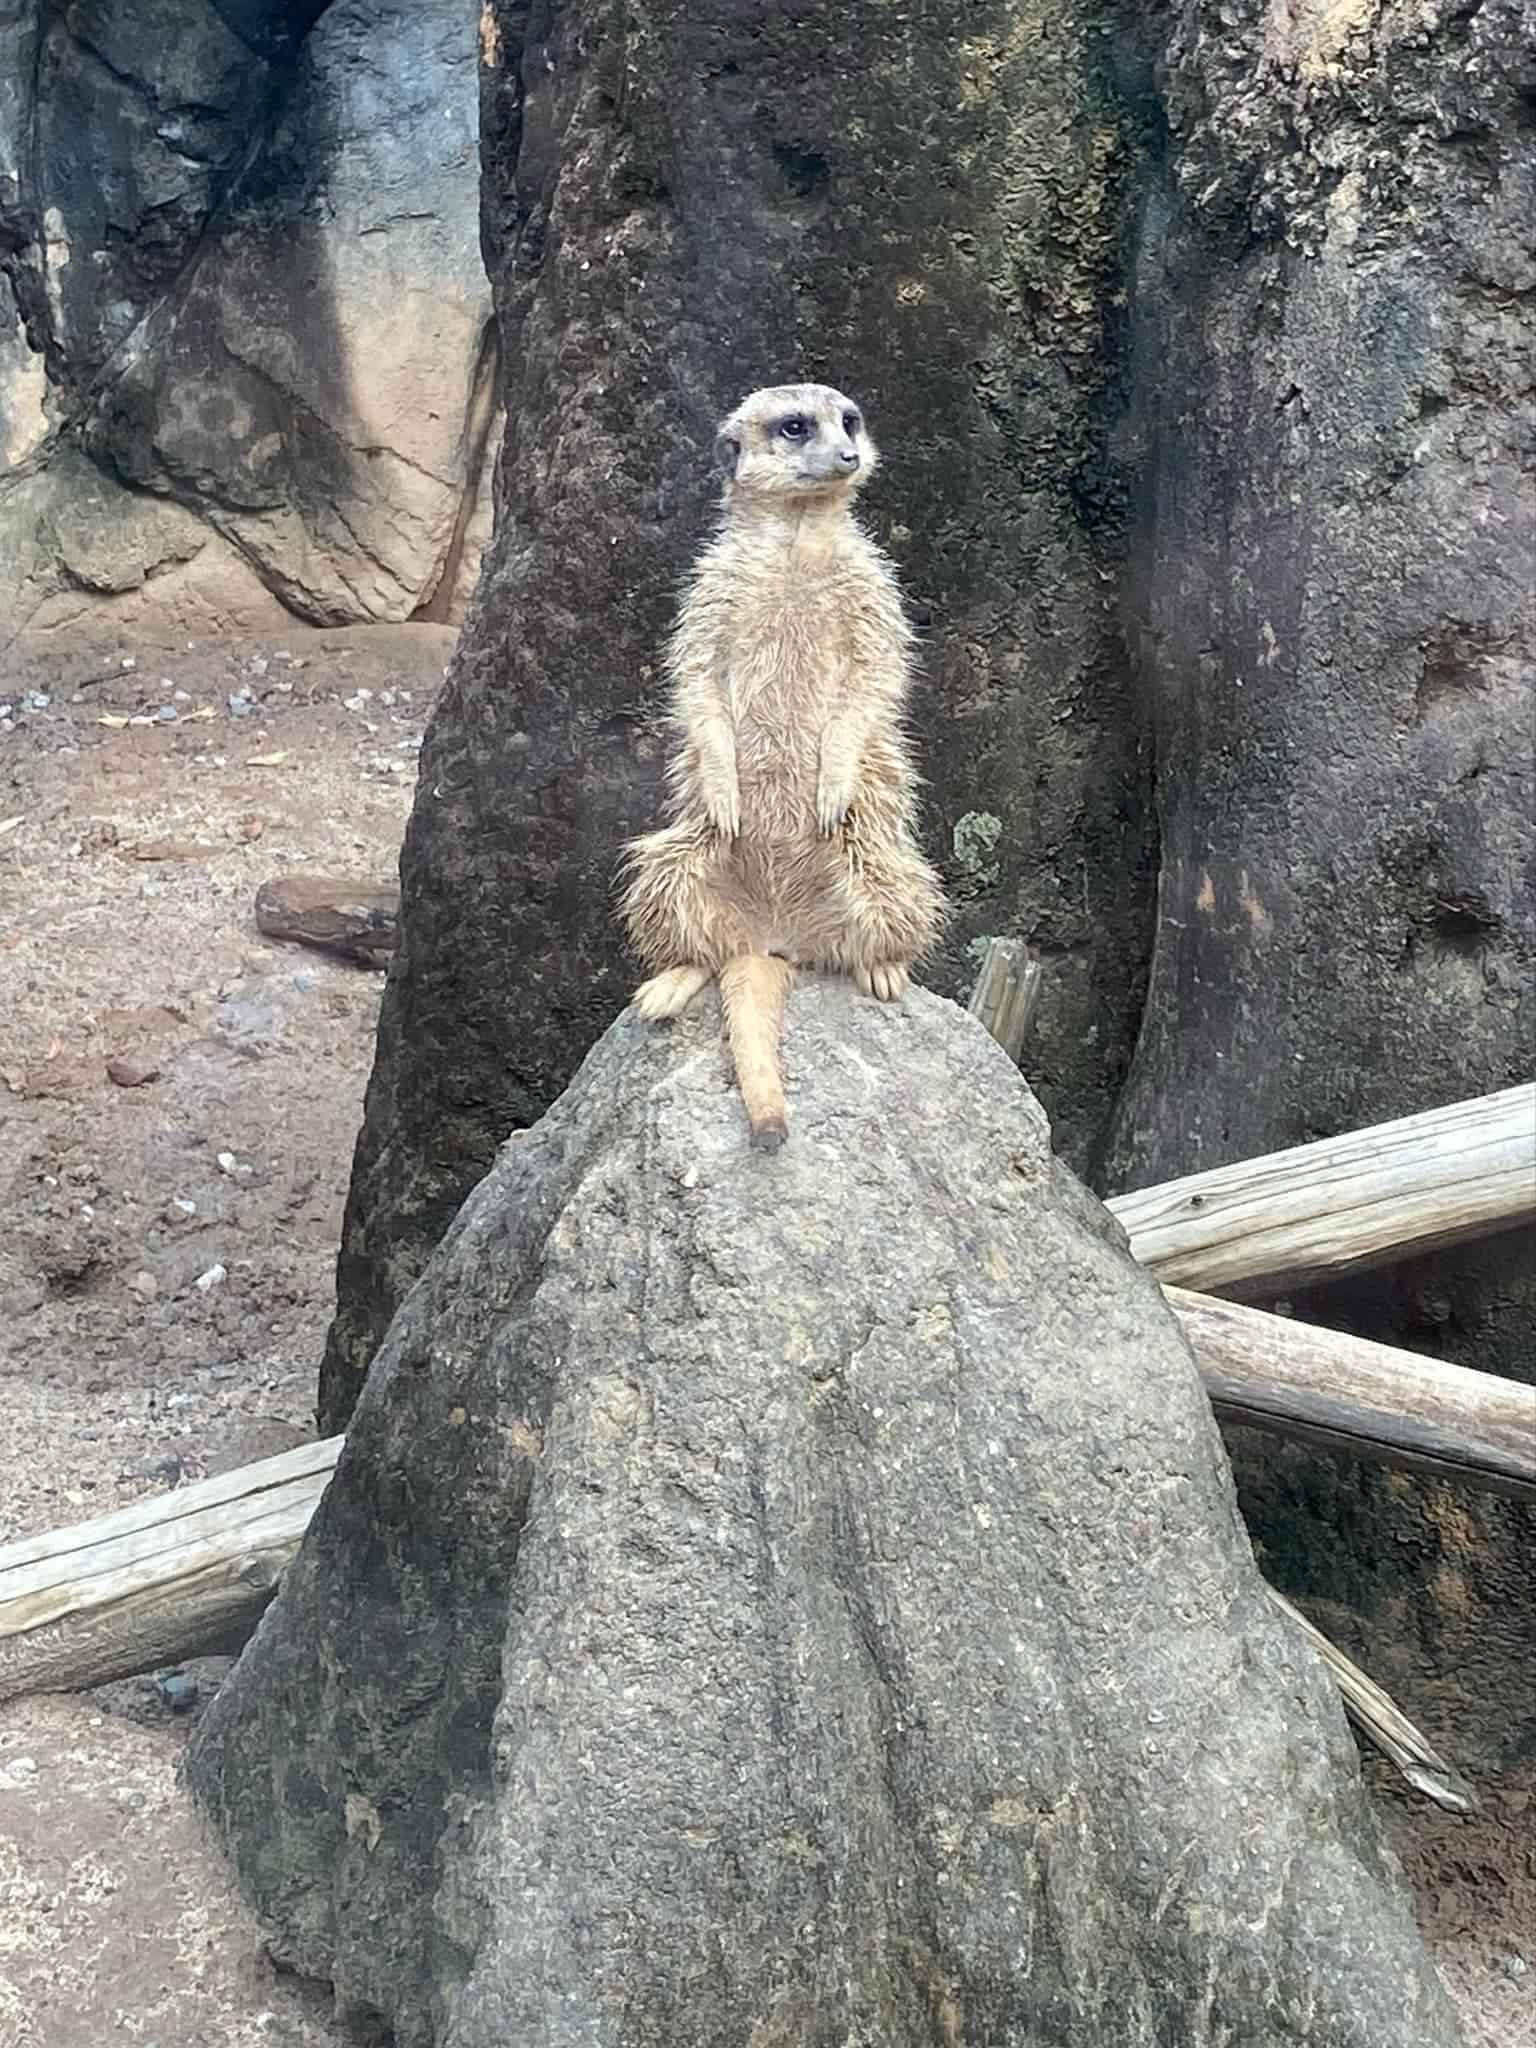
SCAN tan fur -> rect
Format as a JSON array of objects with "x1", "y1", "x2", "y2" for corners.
[{"x1": 619, "y1": 380, "x2": 946, "y2": 1148}]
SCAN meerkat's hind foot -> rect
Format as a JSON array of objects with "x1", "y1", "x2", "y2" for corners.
[
  {"x1": 633, "y1": 963, "x2": 713, "y2": 1021},
  {"x1": 854, "y1": 961, "x2": 910, "y2": 1001}
]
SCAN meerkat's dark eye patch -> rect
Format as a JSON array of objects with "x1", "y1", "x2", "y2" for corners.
[
  {"x1": 777, "y1": 415, "x2": 812, "y2": 441},
  {"x1": 842, "y1": 410, "x2": 861, "y2": 435}
]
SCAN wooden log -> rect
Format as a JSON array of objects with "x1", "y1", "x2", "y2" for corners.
[
  {"x1": 253, "y1": 874, "x2": 399, "y2": 965},
  {"x1": 966, "y1": 938, "x2": 1044, "y2": 1066},
  {"x1": 1166, "y1": 1287, "x2": 1536, "y2": 1502},
  {"x1": 1263, "y1": 1586, "x2": 1477, "y2": 1816},
  {"x1": 0, "y1": 1440, "x2": 338, "y2": 1705},
  {"x1": 0, "y1": 1422, "x2": 1477, "y2": 1810},
  {"x1": 1106, "y1": 1082, "x2": 1535, "y2": 1298},
  {"x1": 1, "y1": 1296, "x2": 1528, "y2": 1713}
]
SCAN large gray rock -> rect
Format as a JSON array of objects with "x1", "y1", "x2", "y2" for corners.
[
  {"x1": 186, "y1": 981, "x2": 1460, "y2": 2047},
  {"x1": 1106, "y1": 0, "x2": 1535, "y2": 1771},
  {"x1": 317, "y1": 0, "x2": 1160, "y2": 1431}
]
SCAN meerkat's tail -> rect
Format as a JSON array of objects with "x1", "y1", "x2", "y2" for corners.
[{"x1": 718, "y1": 954, "x2": 794, "y2": 1151}]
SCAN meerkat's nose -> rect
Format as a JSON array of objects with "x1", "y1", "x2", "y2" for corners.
[{"x1": 837, "y1": 448, "x2": 860, "y2": 471}]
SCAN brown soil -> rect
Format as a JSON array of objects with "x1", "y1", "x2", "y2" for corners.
[{"x1": 0, "y1": 628, "x2": 1528, "y2": 2045}]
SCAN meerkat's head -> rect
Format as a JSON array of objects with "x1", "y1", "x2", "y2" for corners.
[{"x1": 714, "y1": 382, "x2": 879, "y2": 503}]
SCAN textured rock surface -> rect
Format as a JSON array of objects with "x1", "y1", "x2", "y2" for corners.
[
  {"x1": 186, "y1": 981, "x2": 1460, "y2": 2047},
  {"x1": 318, "y1": 0, "x2": 1158, "y2": 1429},
  {"x1": 0, "y1": 0, "x2": 492, "y2": 642},
  {"x1": 1105, "y1": 0, "x2": 1534, "y2": 1768}
]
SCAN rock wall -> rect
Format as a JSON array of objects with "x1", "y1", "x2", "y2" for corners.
[
  {"x1": 317, "y1": 0, "x2": 1159, "y2": 1429},
  {"x1": 1106, "y1": 0, "x2": 1535, "y2": 1769},
  {"x1": 0, "y1": 0, "x2": 497, "y2": 646}
]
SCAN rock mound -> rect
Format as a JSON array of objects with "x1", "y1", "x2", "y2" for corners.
[{"x1": 185, "y1": 979, "x2": 1460, "y2": 2046}]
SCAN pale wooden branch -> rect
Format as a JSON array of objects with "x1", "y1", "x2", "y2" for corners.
[
  {"x1": 1105, "y1": 1082, "x2": 1535, "y2": 1299},
  {"x1": 6, "y1": 1072, "x2": 1531, "y2": 1815},
  {"x1": 0, "y1": 1440, "x2": 337, "y2": 1705},
  {"x1": 0, "y1": 1424, "x2": 1481, "y2": 1812},
  {"x1": 1166, "y1": 1286, "x2": 1536, "y2": 1502},
  {"x1": 1264, "y1": 1586, "x2": 1478, "y2": 1815},
  {"x1": 966, "y1": 938, "x2": 1043, "y2": 1067}
]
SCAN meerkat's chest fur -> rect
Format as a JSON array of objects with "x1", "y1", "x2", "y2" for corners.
[{"x1": 673, "y1": 514, "x2": 905, "y2": 807}]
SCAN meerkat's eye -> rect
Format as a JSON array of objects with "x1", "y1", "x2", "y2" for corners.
[
  {"x1": 842, "y1": 410, "x2": 861, "y2": 436},
  {"x1": 777, "y1": 415, "x2": 811, "y2": 441}
]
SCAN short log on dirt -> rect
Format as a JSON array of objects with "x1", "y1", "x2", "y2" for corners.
[
  {"x1": 0, "y1": 1443, "x2": 335, "y2": 1704},
  {"x1": 253, "y1": 874, "x2": 399, "y2": 965},
  {"x1": 182, "y1": 981, "x2": 1460, "y2": 2046}
]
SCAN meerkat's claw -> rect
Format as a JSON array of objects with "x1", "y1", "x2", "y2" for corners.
[
  {"x1": 856, "y1": 961, "x2": 909, "y2": 1001},
  {"x1": 706, "y1": 790, "x2": 741, "y2": 840},
  {"x1": 633, "y1": 963, "x2": 713, "y2": 1021},
  {"x1": 815, "y1": 778, "x2": 854, "y2": 836}
]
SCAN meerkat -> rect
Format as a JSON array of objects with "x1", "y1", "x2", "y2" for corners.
[{"x1": 618, "y1": 381, "x2": 946, "y2": 1150}]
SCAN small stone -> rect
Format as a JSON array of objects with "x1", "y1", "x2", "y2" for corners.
[
  {"x1": 6, "y1": 1756, "x2": 38, "y2": 1779},
  {"x1": 228, "y1": 693, "x2": 255, "y2": 718},
  {"x1": 107, "y1": 1052, "x2": 161, "y2": 1088},
  {"x1": 194, "y1": 1262, "x2": 227, "y2": 1292},
  {"x1": 1504, "y1": 1953, "x2": 1528, "y2": 1980},
  {"x1": 171, "y1": 1197, "x2": 197, "y2": 1217},
  {"x1": 157, "y1": 705, "x2": 178, "y2": 722},
  {"x1": 156, "y1": 1672, "x2": 199, "y2": 1713},
  {"x1": 128, "y1": 1270, "x2": 159, "y2": 1301}
]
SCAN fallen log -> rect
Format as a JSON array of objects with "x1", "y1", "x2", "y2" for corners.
[
  {"x1": 5, "y1": 1082, "x2": 1529, "y2": 1795},
  {"x1": 0, "y1": 1409, "x2": 1481, "y2": 1810},
  {"x1": 1263, "y1": 1587, "x2": 1477, "y2": 1816},
  {"x1": 0, "y1": 1440, "x2": 335, "y2": 1705},
  {"x1": 1106, "y1": 1081, "x2": 1535, "y2": 1298},
  {"x1": 4, "y1": 1287, "x2": 1527, "y2": 1780},
  {"x1": 253, "y1": 874, "x2": 399, "y2": 965},
  {"x1": 1166, "y1": 1287, "x2": 1536, "y2": 1503}
]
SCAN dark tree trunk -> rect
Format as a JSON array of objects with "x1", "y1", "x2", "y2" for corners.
[
  {"x1": 1107, "y1": 0, "x2": 1535, "y2": 1770},
  {"x1": 318, "y1": 0, "x2": 1157, "y2": 1432}
]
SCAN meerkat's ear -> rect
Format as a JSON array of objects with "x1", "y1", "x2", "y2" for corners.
[{"x1": 713, "y1": 430, "x2": 741, "y2": 479}]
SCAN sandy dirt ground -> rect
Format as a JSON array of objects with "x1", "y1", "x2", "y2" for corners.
[{"x1": 0, "y1": 628, "x2": 1529, "y2": 2045}]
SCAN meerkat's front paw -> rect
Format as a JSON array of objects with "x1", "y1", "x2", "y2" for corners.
[
  {"x1": 854, "y1": 961, "x2": 910, "y2": 1001},
  {"x1": 633, "y1": 964, "x2": 713, "y2": 1020},
  {"x1": 815, "y1": 775, "x2": 855, "y2": 836}
]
